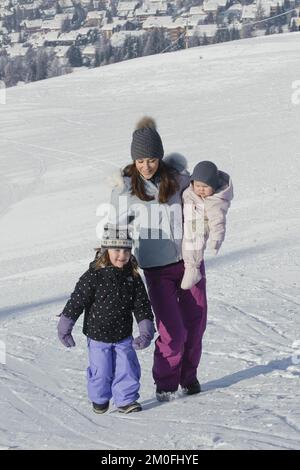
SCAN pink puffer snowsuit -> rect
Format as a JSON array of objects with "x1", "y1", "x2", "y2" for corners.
[{"x1": 181, "y1": 170, "x2": 234, "y2": 289}]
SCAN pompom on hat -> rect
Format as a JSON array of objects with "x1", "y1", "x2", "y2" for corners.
[{"x1": 131, "y1": 116, "x2": 164, "y2": 161}]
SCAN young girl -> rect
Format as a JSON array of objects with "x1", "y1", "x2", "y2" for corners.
[
  {"x1": 181, "y1": 161, "x2": 234, "y2": 290},
  {"x1": 57, "y1": 224, "x2": 155, "y2": 414}
]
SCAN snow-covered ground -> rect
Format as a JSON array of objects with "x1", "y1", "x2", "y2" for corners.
[{"x1": 0, "y1": 32, "x2": 300, "y2": 450}]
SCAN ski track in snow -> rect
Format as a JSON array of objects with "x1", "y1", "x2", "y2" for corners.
[{"x1": 0, "y1": 33, "x2": 300, "y2": 449}]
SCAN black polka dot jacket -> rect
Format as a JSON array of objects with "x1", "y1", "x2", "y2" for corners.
[{"x1": 61, "y1": 262, "x2": 154, "y2": 343}]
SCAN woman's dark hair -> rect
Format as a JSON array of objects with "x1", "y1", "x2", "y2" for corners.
[{"x1": 122, "y1": 160, "x2": 179, "y2": 203}]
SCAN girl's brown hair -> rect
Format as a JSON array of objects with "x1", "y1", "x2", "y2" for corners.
[
  {"x1": 123, "y1": 160, "x2": 179, "y2": 203},
  {"x1": 92, "y1": 249, "x2": 139, "y2": 277}
]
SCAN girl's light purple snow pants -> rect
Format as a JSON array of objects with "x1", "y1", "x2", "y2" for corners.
[
  {"x1": 87, "y1": 336, "x2": 141, "y2": 407},
  {"x1": 143, "y1": 260, "x2": 207, "y2": 392}
]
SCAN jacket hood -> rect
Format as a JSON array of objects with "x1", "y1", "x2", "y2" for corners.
[
  {"x1": 184, "y1": 170, "x2": 233, "y2": 203},
  {"x1": 215, "y1": 171, "x2": 234, "y2": 202}
]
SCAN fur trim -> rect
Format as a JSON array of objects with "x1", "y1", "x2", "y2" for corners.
[
  {"x1": 164, "y1": 153, "x2": 189, "y2": 174},
  {"x1": 107, "y1": 168, "x2": 125, "y2": 190},
  {"x1": 135, "y1": 116, "x2": 157, "y2": 131}
]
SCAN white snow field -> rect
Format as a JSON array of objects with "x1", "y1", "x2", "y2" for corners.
[{"x1": 0, "y1": 32, "x2": 300, "y2": 450}]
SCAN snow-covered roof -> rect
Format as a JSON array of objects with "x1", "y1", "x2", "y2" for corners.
[
  {"x1": 117, "y1": 1, "x2": 139, "y2": 12},
  {"x1": 203, "y1": 0, "x2": 219, "y2": 12},
  {"x1": 216, "y1": 0, "x2": 228, "y2": 7},
  {"x1": 44, "y1": 31, "x2": 60, "y2": 42},
  {"x1": 173, "y1": 17, "x2": 188, "y2": 28},
  {"x1": 58, "y1": 0, "x2": 73, "y2": 8},
  {"x1": 26, "y1": 32, "x2": 46, "y2": 47},
  {"x1": 41, "y1": 16, "x2": 69, "y2": 30},
  {"x1": 9, "y1": 32, "x2": 20, "y2": 43},
  {"x1": 135, "y1": 7, "x2": 158, "y2": 16},
  {"x1": 191, "y1": 24, "x2": 218, "y2": 37},
  {"x1": 227, "y1": 3, "x2": 242, "y2": 12},
  {"x1": 262, "y1": 0, "x2": 284, "y2": 7},
  {"x1": 42, "y1": 8, "x2": 56, "y2": 18},
  {"x1": 54, "y1": 45, "x2": 71, "y2": 57},
  {"x1": 58, "y1": 31, "x2": 79, "y2": 42},
  {"x1": 110, "y1": 30, "x2": 145, "y2": 48},
  {"x1": 241, "y1": 4, "x2": 257, "y2": 20},
  {"x1": 22, "y1": 19, "x2": 43, "y2": 29},
  {"x1": 7, "y1": 44, "x2": 29, "y2": 57},
  {"x1": 142, "y1": 16, "x2": 173, "y2": 29},
  {"x1": 22, "y1": 1, "x2": 41, "y2": 10},
  {"x1": 189, "y1": 6, "x2": 207, "y2": 16},
  {"x1": 148, "y1": 0, "x2": 168, "y2": 4},
  {"x1": 76, "y1": 27, "x2": 94, "y2": 35},
  {"x1": 82, "y1": 45, "x2": 97, "y2": 56},
  {"x1": 148, "y1": 1, "x2": 168, "y2": 13},
  {"x1": 54, "y1": 13, "x2": 73, "y2": 21},
  {"x1": 102, "y1": 20, "x2": 128, "y2": 31},
  {"x1": 181, "y1": 14, "x2": 207, "y2": 27},
  {"x1": 86, "y1": 10, "x2": 106, "y2": 20}
]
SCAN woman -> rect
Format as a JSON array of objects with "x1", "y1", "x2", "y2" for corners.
[{"x1": 109, "y1": 116, "x2": 207, "y2": 401}]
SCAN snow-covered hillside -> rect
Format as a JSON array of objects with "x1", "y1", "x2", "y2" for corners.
[{"x1": 0, "y1": 33, "x2": 300, "y2": 450}]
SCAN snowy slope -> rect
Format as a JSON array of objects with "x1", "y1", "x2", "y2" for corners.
[{"x1": 0, "y1": 33, "x2": 300, "y2": 450}]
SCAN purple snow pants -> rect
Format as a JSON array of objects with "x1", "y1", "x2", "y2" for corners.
[
  {"x1": 143, "y1": 260, "x2": 207, "y2": 392},
  {"x1": 86, "y1": 336, "x2": 141, "y2": 407}
]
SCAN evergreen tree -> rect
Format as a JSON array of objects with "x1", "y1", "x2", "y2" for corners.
[
  {"x1": 67, "y1": 45, "x2": 83, "y2": 67},
  {"x1": 189, "y1": 34, "x2": 201, "y2": 48},
  {"x1": 71, "y1": 4, "x2": 87, "y2": 29},
  {"x1": 206, "y1": 12, "x2": 214, "y2": 24},
  {"x1": 202, "y1": 33, "x2": 209, "y2": 45},
  {"x1": 56, "y1": 1, "x2": 63, "y2": 14},
  {"x1": 14, "y1": 6, "x2": 23, "y2": 32},
  {"x1": 143, "y1": 29, "x2": 168, "y2": 56},
  {"x1": 25, "y1": 47, "x2": 37, "y2": 82},
  {"x1": 290, "y1": 19, "x2": 298, "y2": 32},
  {"x1": 62, "y1": 18, "x2": 72, "y2": 33},
  {"x1": 241, "y1": 23, "x2": 254, "y2": 38},
  {"x1": 36, "y1": 49, "x2": 50, "y2": 81}
]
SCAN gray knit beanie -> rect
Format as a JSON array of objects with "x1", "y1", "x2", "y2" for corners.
[
  {"x1": 131, "y1": 117, "x2": 164, "y2": 161},
  {"x1": 101, "y1": 224, "x2": 132, "y2": 251},
  {"x1": 191, "y1": 161, "x2": 219, "y2": 190}
]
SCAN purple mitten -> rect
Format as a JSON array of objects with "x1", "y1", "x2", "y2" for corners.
[
  {"x1": 57, "y1": 315, "x2": 76, "y2": 347},
  {"x1": 133, "y1": 319, "x2": 155, "y2": 350}
]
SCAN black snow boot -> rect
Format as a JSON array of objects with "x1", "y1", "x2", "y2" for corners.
[
  {"x1": 156, "y1": 388, "x2": 177, "y2": 402},
  {"x1": 118, "y1": 402, "x2": 142, "y2": 414},
  {"x1": 92, "y1": 401, "x2": 109, "y2": 414},
  {"x1": 182, "y1": 380, "x2": 201, "y2": 395}
]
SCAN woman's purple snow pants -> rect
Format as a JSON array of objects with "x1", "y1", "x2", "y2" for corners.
[
  {"x1": 86, "y1": 336, "x2": 141, "y2": 407},
  {"x1": 143, "y1": 260, "x2": 207, "y2": 392}
]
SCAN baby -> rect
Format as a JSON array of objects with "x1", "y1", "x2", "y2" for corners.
[{"x1": 181, "y1": 161, "x2": 233, "y2": 290}]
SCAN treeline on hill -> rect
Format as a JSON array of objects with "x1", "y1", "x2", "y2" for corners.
[
  {"x1": 0, "y1": 0, "x2": 298, "y2": 87},
  {"x1": 0, "y1": 28, "x2": 180, "y2": 87}
]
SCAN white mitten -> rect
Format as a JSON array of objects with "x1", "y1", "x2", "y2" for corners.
[{"x1": 181, "y1": 267, "x2": 202, "y2": 290}]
